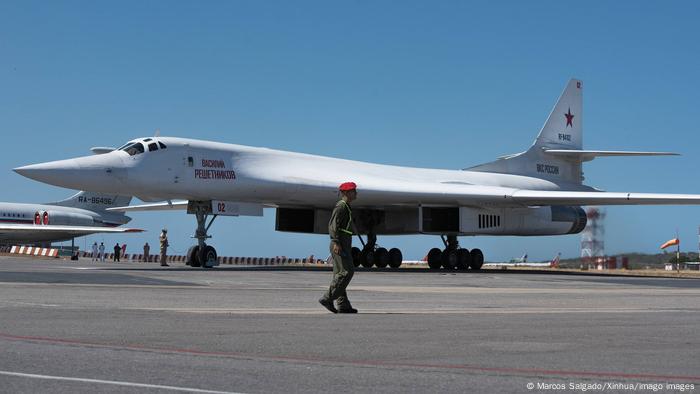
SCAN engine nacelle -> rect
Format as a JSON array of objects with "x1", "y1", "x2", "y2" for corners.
[
  {"x1": 34, "y1": 210, "x2": 95, "y2": 226},
  {"x1": 450, "y1": 205, "x2": 587, "y2": 236},
  {"x1": 275, "y1": 207, "x2": 419, "y2": 235},
  {"x1": 275, "y1": 205, "x2": 586, "y2": 236}
]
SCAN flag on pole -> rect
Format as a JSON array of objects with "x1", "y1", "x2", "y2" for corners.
[{"x1": 660, "y1": 238, "x2": 680, "y2": 249}]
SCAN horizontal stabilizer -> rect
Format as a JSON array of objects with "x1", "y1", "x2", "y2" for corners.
[{"x1": 543, "y1": 149, "x2": 679, "y2": 162}]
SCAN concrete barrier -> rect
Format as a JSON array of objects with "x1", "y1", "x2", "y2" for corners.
[{"x1": 9, "y1": 245, "x2": 59, "y2": 258}]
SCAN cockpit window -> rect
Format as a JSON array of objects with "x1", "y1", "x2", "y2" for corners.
[
  {"x1": 148, "y1": 142, "x2": 158, "y2": 152},
  {"x1": 144, "y1": 138, "x2": 153, "y2": 142},
  {"x1": 158, "y1": 141, "x2": 167, "y2": 149},
  {"x1": 120, "y1": 142, "x2": 145, "y2": 156}
]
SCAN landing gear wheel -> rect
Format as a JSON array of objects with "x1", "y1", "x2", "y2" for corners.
[
  {"x1": 470, "y1": 248, "x2": 484, "y2": 270},
  {"x1": 351, "y1": 247, "x2": 362, "y2": 268},
  {"x1": 374, "y1": 247, "x2": 389, "y2": 268},
  {"x1": 187, "y1": 246, "x2": 201, "y2": 267},
  {"x1": 199, "y1": 245, "x2": 217, "y2": 268},
  {"x1": 427, "y1": 248, "x2": 442, "y2": 270},
  {"x1": 388, "y1": 248, "x2": 403, "y2": 269},
  {"x1": 361, "y1": 249, "x2": 374, "y2": 268},
  {"x1": 456, "y1": 248, "x2": 471, "y2": 270},
  {"x1": 441, "y1": 249, "x2": 458, "y2": 270}
]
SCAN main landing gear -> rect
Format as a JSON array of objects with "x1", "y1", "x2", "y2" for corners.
[
  {"x1": 186, "y1": 201, "x2": 220, "y2": 269},
  {"x1": 426, "y1": 235, "x2": 484, "y2": 271},
  {"x1": 350, "y1": 232, "x2": 403, "y2": 269}
]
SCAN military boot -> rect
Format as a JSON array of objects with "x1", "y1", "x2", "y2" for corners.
[
  {"x1": 337, "y1": 303, "x2": 357, "y2": 314},
  {"x1": 318, "y1": 297, "x2": 338, "y2": 313}
]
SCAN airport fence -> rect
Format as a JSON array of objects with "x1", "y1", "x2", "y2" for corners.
[
  {"x1": 75, "y1": 251, "x2": 325, "y2": 266},
  {"x1": 1, "y1": 246, "x2": 326, "y2": 266}
]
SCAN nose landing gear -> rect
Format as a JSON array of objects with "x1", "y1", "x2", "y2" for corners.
[{"x1": 186, "y1": 201, "x2": 220, "y2": 268}]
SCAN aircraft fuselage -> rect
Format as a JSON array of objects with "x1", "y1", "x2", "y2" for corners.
[{"x1": 14, "y1": 137, "x2": 593, "y2": 208}]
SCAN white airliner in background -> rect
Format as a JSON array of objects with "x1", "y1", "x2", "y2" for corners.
[
  {"x1": 511, "y1": 253, "x2": 529, "y2": 264},
  {"x1": 484, "y1": 253, "x2": 560, "y2": 268},
  {"x1": 0, "y1": 191, "x2": 142, "y2": 245},
  {"x1": 14, "y1": 79, "x2": 700, "y2": 269}
]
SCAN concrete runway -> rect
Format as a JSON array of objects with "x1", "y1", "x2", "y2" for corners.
[{"x1": 0, "y1": 256, "x2": 698, "y2": 394}]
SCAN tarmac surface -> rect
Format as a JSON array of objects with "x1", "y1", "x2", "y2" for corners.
[{"x1": 0, "y1": 256, "x2": 698, "y2": 394}]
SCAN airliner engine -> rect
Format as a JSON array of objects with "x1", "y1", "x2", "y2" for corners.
[{"x1": 33, "y1": 210, "x2": 95, "y2": 227}]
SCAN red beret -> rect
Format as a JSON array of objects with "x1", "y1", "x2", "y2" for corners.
[{"x1": 339, "y1": 182, "x2": 357, "y2": 191}]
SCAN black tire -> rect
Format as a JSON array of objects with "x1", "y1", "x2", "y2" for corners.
[
  {"x1": 361, "y1": 249, "x2": 374, "y2": 268},
  {"x1": 374, "y1": 247, "x2": 389, "y2": 268},
  {"x1": 441, "y1": 249, "x2": 458, "y2": 270},
  {"x1": 388, "y1": 248, "x2": 403, "y2": 268},
  {"x1": 351, "y1": 247, "x2": 362, "y2": 268},
  {"x1": 470, "y1": 248, "x2": 484, "y2": 270},
  {"x1": 199, "y1": 245, "x2": 217, "y2": 268},
  {"x1": 187, "y1": 245, "x2": 201, "y2": 267},
  {"x1": 456, "y1": 248, "x2": 471, "y2": 270},
  {"x1": 427, "y1": 248, "x2": 442, "y2": 270}
]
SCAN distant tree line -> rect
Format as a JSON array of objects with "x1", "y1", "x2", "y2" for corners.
[{"x1": 667, "y1": 252, "x2": 698, "y2": 264}]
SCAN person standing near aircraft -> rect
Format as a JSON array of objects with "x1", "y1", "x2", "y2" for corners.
[
  {"x1": 143, "y1": 242, "x2": 150, "y2": 262},
  {"x1": 98, "y1": 242, "x2": 105, "y2": 262},
  {"x1": 113, "y1": 243, "x2": 121, "y2": 262},
  {"x1": 159, "y1": 229, "x2": 169, "y2": 267},
  {"x1": 91, "y1": 242, "x2": 98, "y2": 261},
  {"x1": 319, "y1": 182, "x2": 358, "y2": 314}
]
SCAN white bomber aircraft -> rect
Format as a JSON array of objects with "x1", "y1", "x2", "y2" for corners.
[
  {"x1": 0, "y1": 190, "x2": 142, "y2": 245},
  {"x1": 13, "y1": 79, "x2": 700, "y2": 268}
]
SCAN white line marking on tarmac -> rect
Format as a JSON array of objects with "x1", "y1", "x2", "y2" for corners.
[
  {"x1": 131, "y1": 307, "x2": 698, "y2": 314},
  {"x1": 60, "y1": 266, "x2": 103, "y2": 270},
  {"x1": 0, "y1": 301, "x2": 59, "y2": 307},
  {"x1": 0, "y1": 370, "x2": 243, "y2": 394},
  {"x1": 352, "y1": 286, "x2": 700, "y2": 295}
]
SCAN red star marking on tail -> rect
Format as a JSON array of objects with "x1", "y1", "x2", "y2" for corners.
[{"x1": 564, "y1": 108, "x2": 574, "y2": 128}]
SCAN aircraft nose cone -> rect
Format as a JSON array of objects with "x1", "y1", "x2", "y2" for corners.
[
  {"x1": 14, "y1": 160, "x2": 78, "y2": 184},
  {"x1": 14, "y1": 154, "x2": 128, "y2": 192},
  {"x1": 13, "y1": 165, "x2": 35, "y2": 178}
]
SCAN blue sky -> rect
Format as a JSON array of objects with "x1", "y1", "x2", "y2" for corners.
[{"x1": 2, "y1": 1, "x2": 699, "y2": 261}]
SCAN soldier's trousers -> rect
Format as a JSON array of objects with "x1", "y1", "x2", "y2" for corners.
[
  {"x1": 160, "y1": 249, "x2": 167, "y2": 264},
  {"x1": 324, "y1": 243, "x2": 355, "y2": 308}
]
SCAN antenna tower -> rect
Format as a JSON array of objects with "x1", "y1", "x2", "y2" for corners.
[{"x1": 581, "y1": 207, "x2": 606, "y2": 267}]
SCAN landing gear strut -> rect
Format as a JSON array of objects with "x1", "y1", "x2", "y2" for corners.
[
  {"x1": 426, "y1": 235, "x2": 483, "y2": 271},
  {"x1": 186, "y1": 201, "x2": 220, "y2": 268}
]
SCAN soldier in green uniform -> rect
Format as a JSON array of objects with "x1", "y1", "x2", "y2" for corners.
[
  {"x1": 159, "y1": 229, "x2": 169, "y2": 267},
  {"x1": 319, "y1": 182, "x2": 358, "y2": 314}
]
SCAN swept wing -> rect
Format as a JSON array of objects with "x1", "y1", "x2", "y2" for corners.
[{"x1": 0, "y1": 224, "x2": 143, "y2": 238}]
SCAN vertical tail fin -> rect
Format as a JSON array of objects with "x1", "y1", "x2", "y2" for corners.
[
  {"x1": 532, "y1": 79, "x2": 583, "y2": 150},
  {"x1": 550, "y1": 253, "x2": 561, "y2": 268},
  {"x1": 48, "y1": 191, "x2": 132, "y2": 213},
  {"x1": 468, "y1": 79, "x2": 585, "y2": 184}
]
